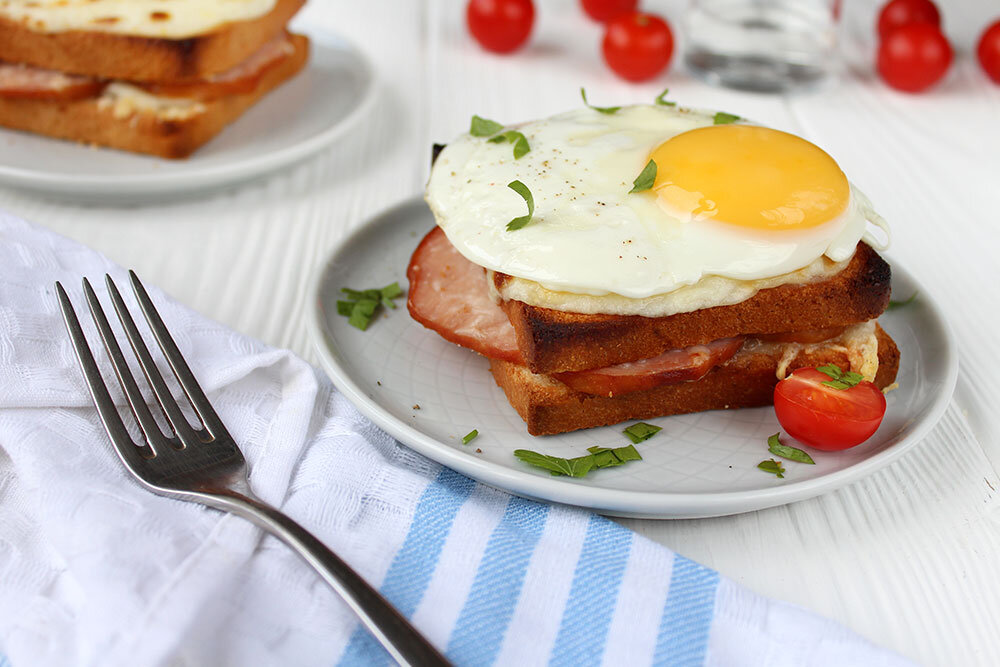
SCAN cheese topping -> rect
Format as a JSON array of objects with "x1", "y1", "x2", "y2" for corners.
[
  {"x1": 97, "y1": 82, "x2": 205, "y2": 120},
  {"x1": 489, "y1": 253, "x2": 849, "y2": 318},
  {"x1": 0, "y1": 0, "x2": 276, "y2": 38}
]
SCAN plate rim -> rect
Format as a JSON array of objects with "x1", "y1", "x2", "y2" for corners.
[
  {"x1": 307, "y1": 197, "x2": 959, "y2": 519},
  {"x1": 0, "y1": 29, "x2": 377, "y2": 196}
]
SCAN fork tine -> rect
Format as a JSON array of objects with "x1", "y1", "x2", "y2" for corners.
[
  {"x1": 83, "y1": 278, "x2": 170, "y2": 456},
  {"x1": 127, "y1": 270, "x2": 229, "y2": 439},
  {"x1": 104, "y1": 275, "x2": 202, "y2": 447},
  {"x1": 56, "y1": 282, "x2": 153, "y2": 466}
]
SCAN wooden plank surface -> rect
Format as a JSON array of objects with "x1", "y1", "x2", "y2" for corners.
[{"x1": 1, "y1": 0, "x2": 997, "y2": 664}]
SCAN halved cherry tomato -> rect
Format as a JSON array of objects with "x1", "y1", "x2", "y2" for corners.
[
  {"x1": 977, "y1": 20, "x2": 1000, "y2": 84},
  {"x1": 877, "y1": 0, "x2": 941, "y2": 40},
  {"x1": 602, "y1": 11, "x2": 674, "y2": 82},
  {"x1": 877, "y1": 22, "x2": 952, "y2": 92},
  {"x1": 466, "y1": 0, "x2": 535, "y2": 54},
  {"x1": 773, "y1": 367, "x2": 887, "y2": 451},
  {"x1": 581, "y1": 0, "x2": 637, "y2": 23}
]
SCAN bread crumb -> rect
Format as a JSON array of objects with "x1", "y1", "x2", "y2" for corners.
[
  {"x1": 882, "y1": 382, "x2": 899, "y2": 394},
  {"x1": 412, "y1": 404, "x2": 421, "y2": 410}
]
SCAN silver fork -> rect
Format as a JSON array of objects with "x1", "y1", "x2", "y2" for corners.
[{"x1": 56, "y1": 272, "x2": 450, "y2": 667}]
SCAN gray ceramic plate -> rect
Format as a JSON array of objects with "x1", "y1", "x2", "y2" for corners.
[
  {"x1": 308, "y1": 198, "x2": 958, "y2": 519},
  {"x1": 0, "y1": 29, "x2": 375, "y2": 202}
]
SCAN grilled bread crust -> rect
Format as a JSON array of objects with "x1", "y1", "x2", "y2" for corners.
[
  {"x1": 498, "y1": 242, "x2": 891, "y2": 374},
  {"x1": 0, "y1": 0, "x2": 305, "y2": 82},
  {"x1": 0, "y1": 32, "x2": 308, "y2": 159},
  {"x1": 490, "y1": 324, "x2": 900, "y2": 436}
]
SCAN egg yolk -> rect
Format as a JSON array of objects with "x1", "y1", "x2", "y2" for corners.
[{"x1": 649, "y1": 125, "x2": 850, "y2": 230}]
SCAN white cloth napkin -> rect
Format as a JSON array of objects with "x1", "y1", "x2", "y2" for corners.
[{"x1": 0, "y1": 212, "x2": 912, "y2": 666}]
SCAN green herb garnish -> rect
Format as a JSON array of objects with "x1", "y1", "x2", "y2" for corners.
[
  {"x1": 713, "y1": 111, "x2": 741, "y2": 125},
  {"x1": 629, "y1": 160, "x2": 657, "y2": 194},
  {"x1": 514, "y1": 443, "x2": 643, "y2": 477},
  {"x1": 462, "y1": 429, "x2": 479, "y2": 445},
  {"x1": 506, "y1": 180, "x2": 535, "y2": 231},
  {"x1": 580, "y1": 87, "x2": 621, "y2": 115},
  {"x1": 758, "y1": 459, "x2": 786, "y2": 478},
  {"x1": 887, "y1": 292, "x2": 918, "y2": 310},
  {"x1": 623, "y1": 422, "x2": 662, "y2": 444},
  {"x1": 767, "y1": 433, "x2": 815, "y2": 464},
  {"x1": 654, "y1": 88, "x2": 676, "y2": 106},
  {"x1": 488, "y1": 129, "x2": 531, "y2": 159},
  {"x1": 470, "y1": 115, "x2": 504, "y2": 137},
  {"x1": 816, "y1": 364, "x2": 864, "y2": 390},
  {"x1": 338, "y1": 282, "x2": 404, "y2": 331}
]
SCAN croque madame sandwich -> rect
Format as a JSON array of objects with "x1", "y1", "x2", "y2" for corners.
[
  {"x1": 408, "y1": 101, "x2": 899, "y2": 436},
  {"x1": 0, "y1": 0, "x2": 308, "y2": 158}
]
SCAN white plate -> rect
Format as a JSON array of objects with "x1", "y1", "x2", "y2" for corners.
[
  {"x1": 308, "y1": 198, "x2": 958, "y2": 519},
  {"x1": 0, "y1": 29, "x2": 375, "y2": 202}
]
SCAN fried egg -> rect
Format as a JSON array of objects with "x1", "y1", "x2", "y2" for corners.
[{"x1": 426, "y1": 105, "x2": 889, "y2": 299}]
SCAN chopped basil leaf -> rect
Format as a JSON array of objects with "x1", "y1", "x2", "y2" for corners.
[
  {"x1": 888, "y1": 292, "x2": 918, "y2": 310},
  {"x1": 348, "y1": 299, "x2": 378, "y2": 330},
  {"x1": 580, "y1": 87, "x2": 621, "y2": 115},
  {"x1": 514, "y1": 449, "x2": 596, "y2": 477},
  {"x1": 816, "y1": 364, "x2": 864, "y2": 390},
  {"x1": 623, "y1": 422, "x2": 662, "y2": 444},
  {"x1": 339, "y1": 282, "x2": 404, "y2": 330},
  {"x1": 462, "y1": 429, "x2": 479, "y2": 445},
  {"x1": 758, "y1": 458, "x2": 785, "y2": 478},
  {"x1": 515, "y1": 443, "x2": 642, "y2": 477},
  {"x1": 767, "y1": 433, "x2": 815, "y2": 464},
  {"x1": 655, "y1": 88, "x2": 676, "y2": 106},
  {"x1": 629, "y1": 160, "x2": 657, "y2": 194},
  {"x1": 506, "y1": 180, "x2": 535, "y2": 231},
  {"x1": 489, "y1": 130, "x2": 531, "y2": 159},
  {"x1": 713, "y1": 111, "x2": 741, "y2": 125},
  {"x1": 470, "y1": 115, "x2": 504, "y2": 136}
]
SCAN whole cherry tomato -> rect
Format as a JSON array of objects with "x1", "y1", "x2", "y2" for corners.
[
  {"x1": 877, "y1": 23, "x2": 952, "y2": 92},
  {"x1": 774, "y1": 367, "x2": 887, "y2": 451},
  {"x1": 581, "y1": 0, "x2": 638, "y2": 23},
  {"x1": 466, "y1": 0, "x2": 534, "y2": 54},
  {"x1": 877, "y1": 0, "x2": 941, "y2": 40},
  {"x1": 977, "y1": 20, "x2": 1000, "y2": 84},
  {"x1": 602, "y1": 12, "x2": 674, "y2": 82}
]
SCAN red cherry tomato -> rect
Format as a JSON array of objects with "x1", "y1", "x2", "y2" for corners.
[
  {"x1": 977, "y1": 20, "x2": 1000, "y2": 84},
  {"x1": 602, "y1": 12, "x2": 674, "y2": 82},
  {"x1": 774, "y1": 367, "x2": 887, "y2": 451},
  {"x1": 581, "y1": 0, "x2": 638, "y2": 23},
  {"x1": 877, "y1": 0, "x2": 940, "y2": 40},
  {"x1": 877, "y1": 23, "x2": 952, "y2": 92},
  {"x1": 466, "y1": 0, "x2": 534, "y2": 54}
]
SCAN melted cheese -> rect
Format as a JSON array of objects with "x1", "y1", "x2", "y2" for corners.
[
  {"x1": 0, "y1": 0, "x2": 276, "y2": 38},
  {"x1": 489, "y1": 253, "x2": 849, "y2": 318},
  {"x1": 97, "y1": 82, "x2": 205, "y2": 120},
  {"x1": 741, "y1": 321, "x2": 880, "y2": 382}
]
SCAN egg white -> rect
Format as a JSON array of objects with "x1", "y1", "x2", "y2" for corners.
[{"x1": 425, "y1": 105, "x2": 889, "y2": 299}]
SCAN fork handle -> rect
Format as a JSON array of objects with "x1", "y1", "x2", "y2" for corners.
[{"x1": 208, "y1": 491, "x2": 451, "y2": 667}]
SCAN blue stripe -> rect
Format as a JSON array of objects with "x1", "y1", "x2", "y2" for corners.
[
  {"x1": 549, "y1": 515, "x2": 634, "y2": 667},
  {"x1": 0, "y1": 653, "x2": 10, "y2": 667},
  {"x1": 337, "y1": 467, "x2": 477, "y2": 666},
  {"x1": 653, "y1": 555, "x2": 720, "y2": 666},
  {"x1": 446, "y1": 496, "x2": 550, "y2": 665}
]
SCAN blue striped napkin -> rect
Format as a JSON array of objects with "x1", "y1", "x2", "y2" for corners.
[{"x1": 0, "y1": 214, "x2": 911, "y2": 666}]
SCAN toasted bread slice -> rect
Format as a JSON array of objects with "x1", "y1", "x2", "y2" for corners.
[
  {"x1": 499, "y1": 242, "x2": 891, "y2": 374},
  {"x1": 0, "y1": 0, "x2": 304, "y2": 82},
  {"x1": 490, "y1": 323, "x2": 899, "y2": 436},
  {"x1": 0, "y1": 32, "x2": 308, "y2": 158}
]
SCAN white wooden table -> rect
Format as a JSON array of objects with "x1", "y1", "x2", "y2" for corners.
[{"x1": 3, "y1": 1, "x2": 998, "y2": 664}]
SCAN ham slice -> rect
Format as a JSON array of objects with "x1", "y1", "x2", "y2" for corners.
[
  {"x1": 0, "y1": 63, "x2": 102, "y2": 100},
  {"x1": 554, "y1": 337, "x2": 744, "y2": 397},
  {"x1": 407, "y1": 226, "x2": 524, "y2": 363},
  {"x1": 406, "y1": 226, "x2": 748, "y2": 396}
]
